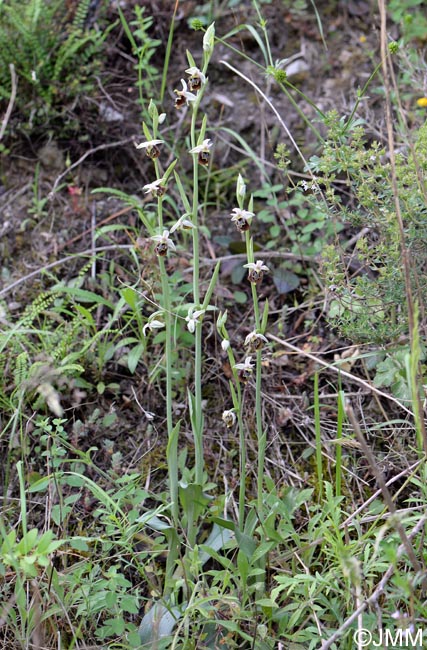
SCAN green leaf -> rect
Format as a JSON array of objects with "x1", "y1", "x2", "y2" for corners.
[
  {"x1": 251, "y1": 540, "x2": 276, "y2": 564},
  {"x1": 186, "y1": 49, "x2": 197, "y2": 69},
  {"x1": 139, "y1": 601, "x2": 183, "y2": 645},
  {"x1": 29, "y1": 476, "x2": 51, "y2": 492},
  {"x1": 53, "y1": 286, "x2": 114, "y2": 308},
  {"x1": 69, "y1": 537, "x2": 89, "y2": 551},
  {"x1": 231, "y1": 264, "x2": 246, "y2": 285},
  {"x1": 235, "y1": 529, "x2": 257, "y2": 556},
  {"x1": 121, "y1": 286, "x2": 139, "y2": 310},
  {"x1": 122, "y1": 595, "x2": 139, "y2": 614},
  {"x1": 179, "y1": 482, "x2": 210, "y2": 523},
  {"x1": 128, "y1": 342, "x2": 144, "y2": 374},
  {"x1": 237, "y1": 549, "x2": 250, "y2": 582},
  {"x1": 17, "y1": 528, "x2": 38, "y2": 554},
  {"x1": 273, "y1": 268, "x2": 300, "y2": 294}
]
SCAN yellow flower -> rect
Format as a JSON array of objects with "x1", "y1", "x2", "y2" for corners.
[{"x1": 416, "y1": 97, "x2": 427, "y2": 107}]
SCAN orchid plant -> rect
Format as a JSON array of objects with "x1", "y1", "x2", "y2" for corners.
[{"x1": 136, "y1": 28, "x2": 270, "y2": 637}]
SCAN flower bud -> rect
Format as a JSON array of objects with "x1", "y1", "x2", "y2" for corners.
[
  {"x1": 236, "y1": 174, "x2": 246, "y2": 201},
  {"x1": 217, "y1": 311, "x2": 228, "y2": 329},
  {"x1": 222, "y1": 409, "x2": 236, "y2": 428},
  {"x1": 203, "y1": 22, "x2": 215, "y2": 54}
]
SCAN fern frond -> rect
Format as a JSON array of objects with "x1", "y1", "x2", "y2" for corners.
[{"x1": 13, "y1": 352, "x2": 30, "y2": 388}]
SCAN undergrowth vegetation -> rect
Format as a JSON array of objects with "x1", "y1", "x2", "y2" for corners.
[
  {"x1": 1, "y1": 0, "x2": 427, "y2": 649},
  {"x1": 0, "y1": 0, "x2": 114, "y2": 138}
]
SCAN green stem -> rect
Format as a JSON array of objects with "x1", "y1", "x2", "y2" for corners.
[
  {"x1": 160, "y1": 0, "x2": 178, "y2": 105},
  {"x1": 314, "y1": 372, "x2": 323, "y2": 501},
  {"x1": 225, "y1": 340, "x2": 246, "y2": 532},
  {"x1": 255, "y1": 349, "x2": 264, "y2": 516},
  {"x1": 159, "y1": 259, "x2": 177, "y2": 522},
  {"x1": 336, "y1": 387, "x2": 344, "y2": 498},
  {"x1": 154, "y1": 160, "x2": 178, "y2": 523},
  {"x1": 190, "y1": 106, "x2": 204, "y2": 486},
  {"x1": 245, "y1": 232, "x2": 264, "y2": 514}
]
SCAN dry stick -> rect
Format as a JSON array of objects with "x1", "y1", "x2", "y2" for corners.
[
  {"x1": 47, "y1": 137, "x2": 135, "y2": 199},
  {"x1": 52, "y1": 205, "x2": 133, "y2": 253},
  {"x1": 267, "y1": 333, "x2": 415, "y2": 416},
  {"x1": 378, "y1": 0, "x2": 427, "y2": 454},
  {"x1": 346, "y1": 403, "x2": 422, "y2": 574},
  {"x1": 220, "y1": 59, "x2": 330, "y2": 213},
  {"x1": 0, "y1": 64, "x2": 17, "y2": 140},
  {"x1": 0, "y1": 65, "x2": 17, "y2": 139},
  {"x1": 0, "y1": 245, "x2": 134, "y2": 298},
  {"x1": 320, "y1": 514, "x2": 427, "y2": 650}
]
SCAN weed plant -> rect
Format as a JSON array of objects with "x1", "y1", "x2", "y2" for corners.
[
  {"x1": 0, "y1": 0, "x2": 113, "y2": 135},
  {"x1": 1, "y1": 2, "x2": 427, "y2": 650}
]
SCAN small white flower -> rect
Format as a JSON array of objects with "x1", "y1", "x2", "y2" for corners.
[
  {"x1": 221, "y1": 340, "x2": 230, "y2": 352},
  {"x1": 185, "y1": 307, "x2": 205, "y2": 333},
  {"x1": 170, "y1": 214, "x2": 195, "y2": 233},
  {"x1": 174, "y1": 79, "x2": 197, "y2": 108},
  {"x1": 244, "y1": 331, "x2": 268, "y2": 350},
  {"x1": 185, "y1": 66, "x2": 206, "y2": 82},
  {"x1": 230, "y1": 207, "x2": 254, "y2": 232},
  {"x1": 135, "y1": 139, "x2": 164, "y2": 150},
  {"x1": 243, "y1": 260, "x2": 269, "y2": 283},
  {"x1": 143, "y1": 319, "x2": 165, "y2": 336},
  {"x1": 189, "y1": 138, "x2": 213, "y2": 155},
  {"x1": 234, "y1": 356, "x2": 254, "y2": 383},
  {"x1": 143, "y1": 178, "x2": 166, "y2": 195},
  {"x1": 150, "y1": 230, "x2": 176, "y2": 256},
  {"x1": 185, "y1": 66, "x2": 206, "y2": 91},
  {"x1": 234, "y1": 356, "x2": 254, "y2": 371},
  {"x1": 158, "y1": 113, "x2": 167, "y2": 124},
  {"x1": 222, "y1": 409, "x2": 236, "y2": 428},
  {"x1": 243, "y1": 260, "x2": 269, "y2": 273}
]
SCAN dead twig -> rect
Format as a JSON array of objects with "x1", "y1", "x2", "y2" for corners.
[
  {"x1": 48, "y1": 137, "x2": 135, "y2": 199},
  {"x1": 0, "y1": 245, "x2": 134, "y2": 298},
  {"x1": 267, "y1": 332, "x2": 416, "y2": 416},
  {"x1": 0, "y1": 64, "x2": 17, "y2": 141},
  {"x1": 320, "y1": 514, "x2": 427, "y2": 649}
]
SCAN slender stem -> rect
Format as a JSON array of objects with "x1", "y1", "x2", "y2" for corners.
[
  {"x1": 154, "y1": 160, "x2": 178, "y2": 523},
  {"x1": 160, "y1": 0, "x2": 178, "y2": 104},
  {"x1": 159, "y1": 259, "x2": 177, "y2": 522},
  {"x1": 335, "y1": 389, "x2": 344, "y2": 498},
  {"x1": 314, "y1": 372, "x2": 323, "y2": 501},
  {"x1": 255, "y1": 348, "x2": 264, "y2": 515},
  {"x1": 190, "y1": 107, "x2": 204, "y2": 485},
  {"x1": 245, "y1": 232, "x2": 264, "y2": 514}
]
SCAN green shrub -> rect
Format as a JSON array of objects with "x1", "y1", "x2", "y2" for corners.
[{"x1": 306, "y1": 111, "x2": 427, "y2": 343}]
